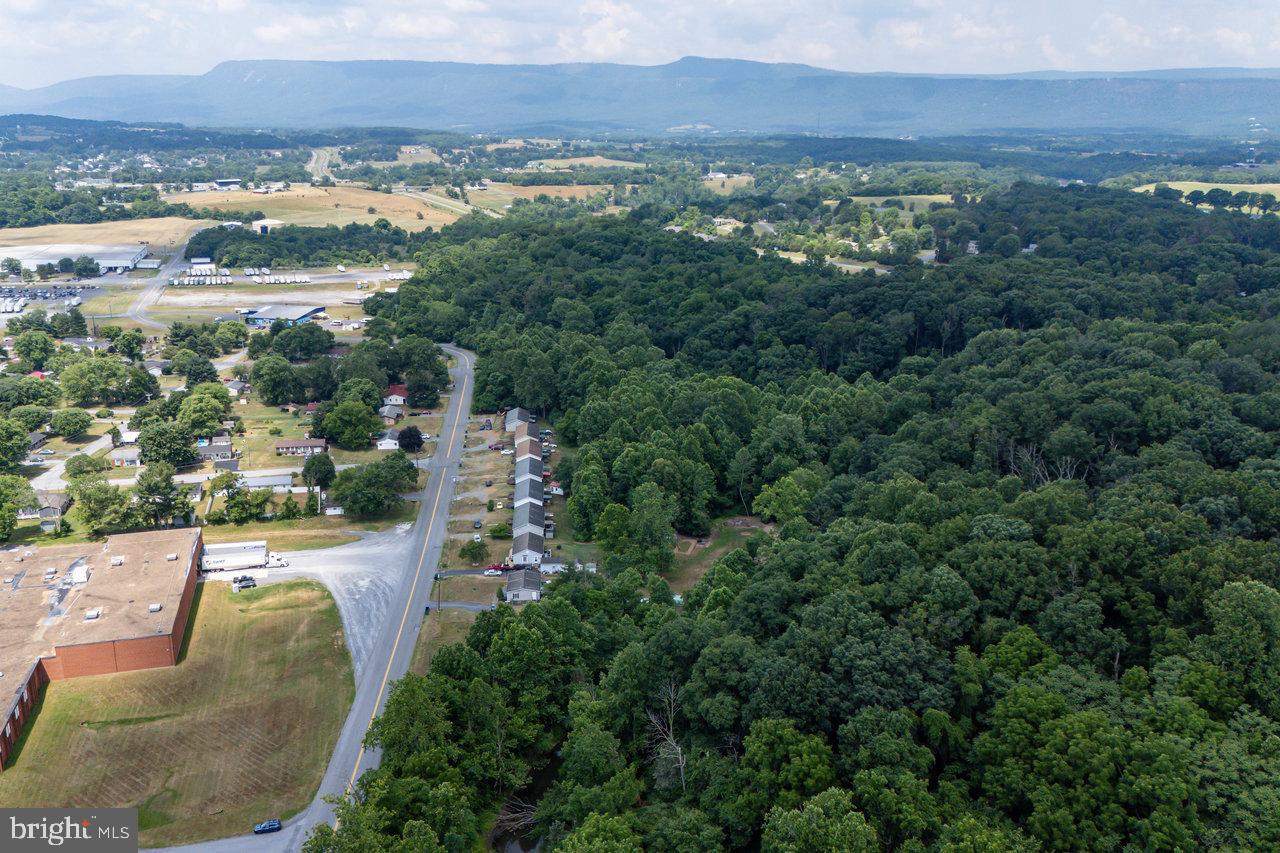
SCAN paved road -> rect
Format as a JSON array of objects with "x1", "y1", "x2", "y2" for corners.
[
  {"x1": 306, "y1": 148, "x2": 337, "y2": 183},
  {"x1": 125, "y1": 241, "x2": 196, "y2": 331},
  {"x1": 397, "y1": 187, "x2": 503, "y2": 220},
  {"x1": 28, "y1": 433, "x2": 114, "y2": 491},
  {"x1": 159, "y1": 345, "x2": 476, "y2": 853}
]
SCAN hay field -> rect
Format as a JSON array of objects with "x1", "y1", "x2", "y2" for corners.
[
  {"x1": 1135, "y1": 181, "x2": 1280, "y2": 198},
  {"x1": 1134, "y1": 181, "x2": 1280, "y2": 214},
  {"x1": 531, "y1": 155, "x2": 645, "y2": 169},
  {"x1": 468, "y1": 182, "x2": 612, "y2": 212},
  {"x1": 0, "y1": 217, "x2": 214, "y2": 250},
  {"x1": 163, "y1": 185, "x2": 457, "y2": 230},
  {"x1": 844, "y1": 194, "x2": 953, "y2": 210},
  {"x1": 704, "y1": 175, "x2": 756, "y2": 194},
  {"x1": 369, "y1": 146, "x2": 442, "y2": 166},
  {"x1": 0, "y1": 581, "x2": 353, "y2": 847}
]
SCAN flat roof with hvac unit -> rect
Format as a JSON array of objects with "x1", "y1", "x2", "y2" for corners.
[
  {"x1": 0, "y1": 528, "x2": 202, "y2": 770},
  {"x1": 0, "y1": 243, "x2": 149, "y2": 271}
]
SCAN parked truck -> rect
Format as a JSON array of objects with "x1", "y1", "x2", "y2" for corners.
[{"x1": 200, "y1": 540, "x2": 288, "y2": 573}]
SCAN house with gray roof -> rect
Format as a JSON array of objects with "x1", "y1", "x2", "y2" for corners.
[
  {"x1": 512, "y1": 502, "x2": 545, "y2": 539},
  {"x1": 514, "y1": 456, "x2": 543, "y2": 485},
  {"x1": 513, "y1": 478, "x2": 544, "y2": 508},
  {"x1": 504, "y1": 407, "x2": 532, "y2": 432},
  {"x1": 505, "y1": 567, "x2": 543, "y2": 603}
]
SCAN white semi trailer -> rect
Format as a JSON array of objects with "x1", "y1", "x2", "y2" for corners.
[{"x1": 200, "y1": 540, "x2": 288, "y2": 572}]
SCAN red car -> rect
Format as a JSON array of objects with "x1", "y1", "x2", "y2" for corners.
[
  {"x1": 486, "y1": 563, "x2": 508, "y2": 572},
  {"x1": 488, "y1": 442, "x2": 506, "y2": 450}
]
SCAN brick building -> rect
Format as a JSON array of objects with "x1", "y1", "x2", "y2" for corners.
[{"x1": 0, "y1": 528, "x2": 202, "y2": 769}]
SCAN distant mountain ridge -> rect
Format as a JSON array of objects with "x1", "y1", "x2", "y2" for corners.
[{"x1": 2, "y1": 57, "x2": 1279, "y2": 135}]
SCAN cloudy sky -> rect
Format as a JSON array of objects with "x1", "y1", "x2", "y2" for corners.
[{"x1": 1, "y1": 0, "x2": 1277, "y2": 88}]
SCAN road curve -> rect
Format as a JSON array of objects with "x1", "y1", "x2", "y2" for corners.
[
  {"x1": 158, "y1": 345, "x2": 476, "y2": 853},
  {"x1": 123, "y1": 238, "x2": 199, "y2": 331}
]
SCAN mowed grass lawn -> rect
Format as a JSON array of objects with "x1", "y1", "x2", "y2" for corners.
[
  {"x1": 80, "y1": 285, "x2": 143, "y2": 317},
  {"x1": 410, "y1": 607, "x2": 478, "y2": 676},
  {"x1": 162, "y1": 185, "x2": 457, "y2": 231},
  {"x1": 200, "y1": 499, "x2": 418, "y2": 552},
  {"x1": 235, "y1": 399, "x2": 312, "y2": 470},
  {"x1": 0, "y1": 581, "x2": 354, "y2": 848}
]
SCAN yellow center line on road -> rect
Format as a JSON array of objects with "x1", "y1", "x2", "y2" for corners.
[{"x1": 338, "y1": 353, "x2": 471, "y2": 805}]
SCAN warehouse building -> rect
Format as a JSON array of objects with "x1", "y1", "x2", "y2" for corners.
[
  {"x1": 0, "y1": 528, "x2": 202, "y2": 770},
  {"x1": 0, "y1": 243, "x2": 149, "y2": 274},
  {"x1": 243, "y1": 304, "x2": 325, "y2": 328}
]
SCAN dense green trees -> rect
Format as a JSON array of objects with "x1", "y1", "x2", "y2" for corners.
[
  {"x1": 330, "y1": 452, "x2": 417, "y2": 516},
  {"x1": 309, "y1": 181, "x2": 1280, "y2": 850}
]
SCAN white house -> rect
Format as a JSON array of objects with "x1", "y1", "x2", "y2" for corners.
[
  {"x1": 383, "y1": 384, "x2": 408, "y2": 406},
  {"x1": 109, "y1": 447, "x2": 141, "y2": 467},
  {"x1": 510, "y1": 531, "x2": 544, "y2": 566},
  {"x1": 376, "y1": 429, "x2": 400, "y2": 451},
  {"x1": 505, "y1": 567, "x2": 543, "y2": 603},
  {"x1": 504, "y1": 407, "x2": 532, "y2": 432}
]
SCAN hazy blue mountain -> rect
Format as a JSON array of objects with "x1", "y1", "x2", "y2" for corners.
[{"x1": 1, "y1": 57, "x2": 1279, "y2": 134}]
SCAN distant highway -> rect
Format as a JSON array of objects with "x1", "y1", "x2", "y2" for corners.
[
  {"x1": 306, "y1": 148, "x2": 338, "y2": 183},
  {"x1": 397, "y1": 186, "x2": 503, "y2": 219}
]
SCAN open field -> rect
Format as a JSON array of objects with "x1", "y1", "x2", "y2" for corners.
[
  {"x1": 81, "y1": 285, "x2": 143, "y2": 317},
  {"x1": 163, "y1": 185, "x2": 458, "y2": 231},
  {"x1": 0, "y1": 581, "x2": 353, "y2": 848},
  {"x1": 668, "y1": 516, "x2": 771, "y2": 595},
  {"x1": 1134, "y1": 181, "x2": 1280, "y2": 213},
  {"x1": 466, "y1": 182, "x2": 612, "y2": 212},
  {"x1": 496, "y1": 183, "x2": 611, "y2": 200},
  {"x1": 704, "y1": 175, "x2": 756, "y2": 194},
  {"x1": 434, "y1": 573, "x2": 503, "y2": 604},
  {"x1": 368, "y1": 146, "x2": 442, "y2": 166},
  {"x1": 233, "y1": 399, "x2": 312, "y2": 470},
  {"x1": 530, "y1": 155, "x2": 645, "y2": 169},
  {"x1": 410, "y1": 607, "x2": 478, "y2": 676},
  {"x1": 0, "y1": 217, "x2": 214, "y2": 251},
  {"x1": 845, "y1": 194, "x2": 953, "y2": 211}
]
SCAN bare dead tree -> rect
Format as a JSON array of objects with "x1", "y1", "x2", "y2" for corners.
[
  {"x1": 648, "y1": 678, "x2": 688, "y2": 795},
  {"x1": 493, "y1": 797, "x2": 538, "y2": 835}
]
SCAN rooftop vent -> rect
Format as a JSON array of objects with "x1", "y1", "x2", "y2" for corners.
[
  {"x1": 148, "y1": 603, "x2": 162, "y2": 613},
  {"x1": 84, "y1": 608, "x2": 101, "y2": 620}
]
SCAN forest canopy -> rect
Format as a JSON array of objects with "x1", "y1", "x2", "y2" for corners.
[{"x1": 308, "y1": 182, "x2": 1280, "y2": 851}]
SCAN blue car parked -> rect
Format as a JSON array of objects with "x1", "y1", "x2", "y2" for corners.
[{"x1": 254, "y1": 819, "x2": 281, "y2": 834}]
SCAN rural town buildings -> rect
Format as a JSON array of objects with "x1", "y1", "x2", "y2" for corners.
[
  {"x1": 0, "y1": 243, "x2": 149, "y2": 273},
  {"x1": 274, "y1": 438, "x2": 328, "y2": 457},
  {"x1": 505, "y1": 567, "x2": 543, "y2": 603}
]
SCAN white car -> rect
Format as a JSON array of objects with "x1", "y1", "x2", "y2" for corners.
[
  {"x1": 483, "y1": 568, "x2": 502, "y2": 577},
  {"x1": 472, "y1": 534, "x2": 483, "y2": 542},
  {"x1": 500, "y1": 448, "x2": 514, "y2": 455}
]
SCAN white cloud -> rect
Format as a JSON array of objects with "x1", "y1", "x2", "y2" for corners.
[{"x1": 2, "y1": 1, "x2": 1280, "y2": 88}]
